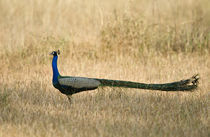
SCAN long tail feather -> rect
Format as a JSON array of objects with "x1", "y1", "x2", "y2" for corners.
[{"x1": 95, "y1": 74, "x2": 199, "y2": 91}]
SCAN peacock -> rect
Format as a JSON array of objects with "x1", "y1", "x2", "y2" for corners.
[{"x1": 50, "y1": 50, "x2": 199, "y2": 103}]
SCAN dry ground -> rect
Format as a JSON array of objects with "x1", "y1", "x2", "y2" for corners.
[{"x1": 0, "y1": 0, "x2": 209, "y2": 137}]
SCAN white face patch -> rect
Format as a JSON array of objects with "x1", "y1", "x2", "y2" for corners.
[{"x1": 58, "y1": 77, "x2": 101, "y2": 88}]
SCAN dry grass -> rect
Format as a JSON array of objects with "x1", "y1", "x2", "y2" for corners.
[{"x1": 0, "y1": 0, "x2": 209, "y2": 137}]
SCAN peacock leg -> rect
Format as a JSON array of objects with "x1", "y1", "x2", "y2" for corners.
[{"x1": 67, "y1": 95, "x2": 72, "y2": 104}]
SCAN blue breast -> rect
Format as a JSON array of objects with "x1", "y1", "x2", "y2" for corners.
[{"x1": 52, "y1": 56, "x2": 60, "y2": 85}]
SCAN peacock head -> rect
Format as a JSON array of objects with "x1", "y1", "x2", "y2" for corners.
[{"x1": 50, "y1": 50, "x2": 60, "y2": 56}]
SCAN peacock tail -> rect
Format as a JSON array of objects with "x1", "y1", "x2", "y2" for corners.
[{"x1": 95, "y1": 75, "x2": 199, "y2": 91}]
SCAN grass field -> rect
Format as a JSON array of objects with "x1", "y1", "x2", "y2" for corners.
[{"x1": 0, "y1": 0, "x2": 209, "y2": 137}]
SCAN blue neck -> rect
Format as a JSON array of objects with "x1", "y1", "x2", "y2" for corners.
[{"x1": 52, "y1": 56, "x2": 60, "y2": 84}]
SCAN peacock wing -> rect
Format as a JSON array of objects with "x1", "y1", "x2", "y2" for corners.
[{"x1": 58, "y1": 76, "x2": 101, "y2": 89}]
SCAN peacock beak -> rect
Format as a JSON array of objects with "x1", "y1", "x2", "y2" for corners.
[{"x1": 49, "y1": 52, "x2": 54, "y2": 55}]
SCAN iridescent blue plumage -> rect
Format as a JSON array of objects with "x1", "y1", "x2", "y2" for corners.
[{"x1": 52, "y1": 55, "x2": 60, "y2": 85}]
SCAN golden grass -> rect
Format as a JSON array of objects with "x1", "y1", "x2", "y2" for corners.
[{"x1": 0, "y1": 0, "x2": 209, "y2": 136}]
